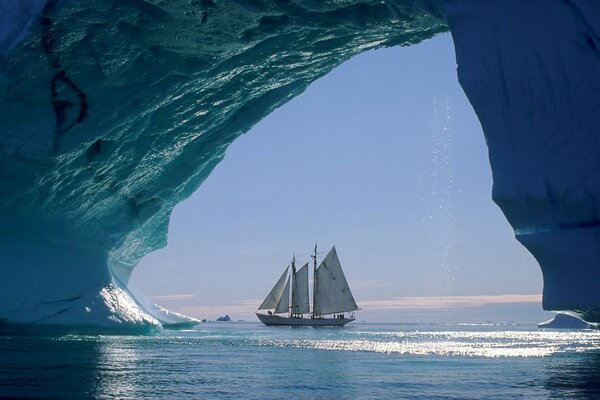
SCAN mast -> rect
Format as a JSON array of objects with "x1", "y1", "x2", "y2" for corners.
[
  {"x1": 290, "y1": 254, "x2": 296, "y2": 317},
  {"x1": 311, "y1": 243, "x2": 317, "y2": 318}
]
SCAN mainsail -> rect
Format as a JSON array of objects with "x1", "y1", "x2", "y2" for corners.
[
  {"x1": 258, "y1": 266, "x2": 289, "y2": 310},
  {"x1": 313, "y1": 247, "x2": 358, "y2": 315},
  {"x1": 275, "y1": 276, "x2": 291, "y2": 314},
  {"x1": 291, "y1": 263, "x2": 310, "y2": 314}
]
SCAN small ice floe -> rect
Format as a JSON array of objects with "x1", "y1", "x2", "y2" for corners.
[{"x1": 538, "y1": 313, "x2": 597, "y2": 330}]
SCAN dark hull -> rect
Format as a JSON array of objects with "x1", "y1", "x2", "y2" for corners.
[{"x1": 256, "y1": 313, "x2": 353, "y2": 326}]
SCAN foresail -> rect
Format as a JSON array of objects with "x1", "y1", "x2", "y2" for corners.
[
  {"x1": 258, "y1": 267, "x2": 289, "y2": 310},
  {"x1": 314, "y1": 247, "x2": 358, "y2": 315},
  {"x1": 275, "y1": 276, "x2": 291, "y2": 314},
  {"x1": 292, "y1": 263, "x2": 310, "y2": 314}
]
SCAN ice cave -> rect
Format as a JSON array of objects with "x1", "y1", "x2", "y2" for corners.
[{"x1": 1, "y1": 0, "x2": 600, "y2": 333}]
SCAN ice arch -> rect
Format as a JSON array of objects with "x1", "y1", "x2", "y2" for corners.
[{"x1": 0, "y1": 0, "x2": 598, "y2": 332}]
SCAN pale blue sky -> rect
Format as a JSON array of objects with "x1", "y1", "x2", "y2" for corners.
[{"x1": 131, "y1": 33, "x2": 549, "y2": 322}]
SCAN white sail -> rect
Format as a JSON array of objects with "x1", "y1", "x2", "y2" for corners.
[
  {"x1": 275, "y1": 276, "x2": 291, "y2": 314},
  {"x1": 314, "y1": 247, "x2": 358, "y2": 315},
  {"x1": 258, "y1": 266, "x2": 289, "y2": 310},
  {"x1": 292, "y1": 263, "x2": 310, "y2": 314}
]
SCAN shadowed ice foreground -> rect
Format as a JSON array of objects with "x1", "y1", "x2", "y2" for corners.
[{"x1": 0, "y1": 0, "x2": 599, "y2": 332}]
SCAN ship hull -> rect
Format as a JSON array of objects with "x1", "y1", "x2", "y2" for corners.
[{"x1": 256, "y1": 313, "x2": 354, "y2": 327}]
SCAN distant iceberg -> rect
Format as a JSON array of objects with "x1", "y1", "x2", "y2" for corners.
[{"x1": 1, "y1": 0, "x2": 600, "y2": 332}]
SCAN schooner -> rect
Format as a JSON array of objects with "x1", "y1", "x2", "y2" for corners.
[{"x1": 256, "y1": 245, "x2": 358, "y2": 327}]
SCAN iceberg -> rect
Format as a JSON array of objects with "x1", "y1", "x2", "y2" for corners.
[
  {"x1": 439, "y1": 0, "x2": 600, "y2": 322},
  {"x1": 1, "y1": 0, "x2": 599, "y2": 332}
]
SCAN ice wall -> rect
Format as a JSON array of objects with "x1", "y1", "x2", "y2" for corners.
[
  {"x1": 0, "y1": 0, "x2": 445, "y2": 333},
  {"x1": 440, "y1": 0, "x2": 600, "y2": 322}
]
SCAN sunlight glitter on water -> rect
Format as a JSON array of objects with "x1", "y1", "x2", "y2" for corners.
[
  {"x1": 50, "y1": 325, "x2": 600, "y2": 358},
  {"x1": 257, "y1": 330, "x2": 600, "y2": 358}
]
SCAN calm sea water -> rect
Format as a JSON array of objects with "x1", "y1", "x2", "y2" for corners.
[{"x1": 2, "y1": 322, "x2": 600, "y2": 399}]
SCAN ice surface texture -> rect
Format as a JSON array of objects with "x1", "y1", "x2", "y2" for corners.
[{"x1": 0, "y1": 0, "x2": 444, "y2": 333}]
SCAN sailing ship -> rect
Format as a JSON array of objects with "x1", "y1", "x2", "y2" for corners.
[{"x1": 256, "y1": 245, "x2": 358, "y2": 327}]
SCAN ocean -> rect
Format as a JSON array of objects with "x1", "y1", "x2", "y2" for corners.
[{"x1": 2, "y1": 322, "x2": 600, "y2": 399}]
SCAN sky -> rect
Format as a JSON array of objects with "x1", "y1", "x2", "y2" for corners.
[{"x1": 131, "y1": 32, "x2": 551, "y2": 323}]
